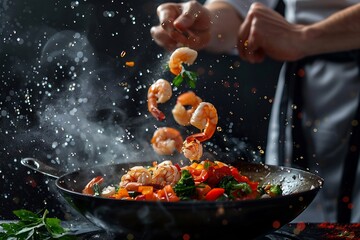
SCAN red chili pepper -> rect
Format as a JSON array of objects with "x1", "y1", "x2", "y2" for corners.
[{"x1": 205, "y1": 188, "x2": 225, "y2": 201}]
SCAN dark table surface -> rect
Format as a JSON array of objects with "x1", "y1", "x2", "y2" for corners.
[
  {"x1": 2, "y1": 220, "x2": 360, "y2": 239},
  {"x1": 70, "y1": 221, "x2": 360, "y2": 239}
]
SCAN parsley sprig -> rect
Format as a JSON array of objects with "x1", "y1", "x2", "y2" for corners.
[
  {"x1": 173, "y1": 67, "x2": 198, "y2": 89},
  {"x1": 0, "y1": 209, "x2": 75, "y2": 240},
  {"x1": 166, "y1": 64, "x2": 198, "y2": 89}
]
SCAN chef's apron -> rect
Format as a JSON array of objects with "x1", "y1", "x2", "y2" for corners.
[{"x1": 265, "y1": 51, "x2": 360, "y2": 223}]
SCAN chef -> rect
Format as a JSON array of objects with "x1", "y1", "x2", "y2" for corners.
[{"x1": 150, "y1": 0, "x2": 360, "y2": 223}]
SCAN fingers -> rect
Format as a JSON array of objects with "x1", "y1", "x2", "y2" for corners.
[
  {"x1": 150, "y1": 3, "x2": 186, "y2": 50},
  {"x1": 237, "y1": 3, "x2": 266, "y2": 63},
  {"x1": 151, "y1": 1, "x2": 211, "y2": 51},
  {"x1": 174, "y1": 1, "x2": 211, "y2": 49},
  {"x1": 157, "y1": 4, "x2": 181, "y2": 32},
  {"x1": 150, "y1": 26, "x2": 179, "y2": 51}
]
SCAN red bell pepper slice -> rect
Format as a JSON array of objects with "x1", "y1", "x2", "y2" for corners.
[
  {"x1": 193, "y1": 169, "x2": 209, "y2": 182},
  {"x1": 205, "y1": 188, "x2": 225, "y2": 201}
]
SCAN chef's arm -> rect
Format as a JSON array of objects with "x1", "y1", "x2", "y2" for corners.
[{"x1": 301, "y1": 3, "x2": 360, "y2": 57}]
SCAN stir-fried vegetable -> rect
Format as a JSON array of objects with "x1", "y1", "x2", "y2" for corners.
[
  {"x1": 82, "y1": 160, "x2": 283, "y2": 202},
  {"x1": 218, "y1": 175, "x2": 252, "y2": 199},
  {"x1": 173, "y1": 170, "x2": 196, "y2": 200}
]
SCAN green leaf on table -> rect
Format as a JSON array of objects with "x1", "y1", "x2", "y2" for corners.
[
  {"x1": 13, "y1": 209, "x2": 40, "y2": 222},
  {"x1": 0, "y1": 209, "x2": 75, "y2": 240}
]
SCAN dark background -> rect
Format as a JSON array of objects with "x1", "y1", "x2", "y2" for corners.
[{"x1": 0, "y1": 0, "x2": 283, "y2": 219}]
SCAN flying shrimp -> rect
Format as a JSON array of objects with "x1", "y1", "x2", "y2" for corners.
[
  {"x1": 147, "y1": 78, "x2": 172, "y2": 121},
  {"x1": 151, "y1": 127, "x2": 183, "y2": 155},
  {"x1": 172, "y1": 91, "x2": 202, "y2": 126},
  {"x1": 182, "y1": 102, "x2": 218, "y2": 161},
  {"x1": 168, "y1": 47, "x2": 198, "y2": 76}
]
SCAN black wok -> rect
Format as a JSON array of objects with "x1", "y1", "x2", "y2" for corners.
[{"x1": 21, "y1": 157, "x2": 323, "y2": 239}]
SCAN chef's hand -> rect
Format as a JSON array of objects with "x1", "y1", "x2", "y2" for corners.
[
  {"x1": 150, "y1": 1, "x2": 212, "y2": 52},
  {"x1": 238, "y1": 2, "x2": 305, "y2": 63}
]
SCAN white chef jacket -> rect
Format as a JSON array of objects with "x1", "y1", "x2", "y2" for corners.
[{"x1": 206, "y1": 0, "x2": 360, "y2": 223}]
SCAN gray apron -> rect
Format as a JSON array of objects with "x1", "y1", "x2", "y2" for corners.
[{"x1": 266, "y1": 51, "x2": 360, "y2": 223}]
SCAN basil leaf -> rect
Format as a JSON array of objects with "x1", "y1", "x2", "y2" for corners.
[
  {"x1": 0, "y1": 209, "x2": 75, "y2": 240},
  {"x1": 45, "y1": 218, "x2": 66, "y2": 235},
  {"x1": 13, "y1": 209, "x2": 40, "y2": 222}
]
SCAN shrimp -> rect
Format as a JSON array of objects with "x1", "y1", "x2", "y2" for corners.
[
  {"x1": 151, "y1": 127, "x2": 183, "y2": 155},
  {"x1": 187, "y1": 102, "x2": 218, "y2": 142},
  {"x1": 168, "y1": 47, "x2": 198, "y2": 75},
  {"x1": 182, "y1": 139, "x2": 203, "y2": 161},
  {"x1": 119, "y1": 166, "x2": 152, "y2": 191},
  {"x1": 182, "y1": 102, "x2": 218, "y2": 161},
  {"x1": 82, "y1": 176, "x2": 104, "y2": 195},
  {"x1": 151, "y1": 160, "x2": 181, "y2": 187},
  {"x1": 172, "y1": 91, "x2": 202, "y2": 126},
  {"x1": 147, "y1": 79, "x2": 172, "y2": 121}
]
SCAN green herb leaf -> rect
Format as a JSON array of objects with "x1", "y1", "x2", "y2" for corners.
[
  {"x1": 174, "y1": 169, "x2": 196, "y2": 200},
  {"x1": 93, "y1": 183, "x2": 101, "y2": 196},
  {"x1": 13, "y1": 209, "x2": 40, "y2": 222},
  {"x1": 46, "y1": 218, "x2": 67, "y2": 235},
  {"x1": 0, "y1": 209, "x2": 75, "y2": 240},
  {"x1": 172, "y1": 74, "x2": 184, "y2": 87},
  {"x1": 171, "y1": 64, "x2": 198, "y2": 89},
  {"x1": 183, "y1": 70, "x2": 197, "y2": 89}
]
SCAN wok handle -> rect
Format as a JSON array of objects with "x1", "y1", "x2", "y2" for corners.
[{"x1": 21, "y1": 157, "x2": 64, "y2": 179}]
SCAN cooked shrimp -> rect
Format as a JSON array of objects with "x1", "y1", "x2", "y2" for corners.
[
  {"x1": 151, "y1": 160, "x2": 181, "y2": 187},
  {"x1": 168, "y1": 47, "x2": 198, "y2": 75},
  {"x1": 182, "y1": 102, "x2": 218, "y2": 161},
  {"x1": 82, "y1": 176, "x2": 104, "y2": 195},
  {"x1": 100, "y1": 186, "x2": 116, "y2": 198},
  {"x1": 151, "y1": 127, "x2": 183, "y2": 155},
  {"x1": 172, "y1": 91, "x2": 202, "y2": 126},
  {"x1": 187, "y1": 102, "x2": 218, "y2": 142},
  {"x1": 147, "y1": 79, "x2": 172, "y2": 121},
  {"x1": 119, "y1": 166, "x2": 152, "y2": 191},
  {"x1": 182, "y1": 139, "x2": 203, "y2": 161}
]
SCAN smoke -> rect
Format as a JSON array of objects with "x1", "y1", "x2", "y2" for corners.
[{"x1": 29, "y1": 29, "x2": 173, "y2": 172}]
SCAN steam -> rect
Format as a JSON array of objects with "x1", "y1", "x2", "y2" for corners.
[{"x1": 23, "y1": 29, "x2": 167, "y2": 172}]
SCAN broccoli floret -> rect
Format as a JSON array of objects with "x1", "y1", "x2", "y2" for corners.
[
  {"x1": 218, "y1": 175, "x2": 252, "y2": 199},
  {"x1": 174, "y1": 169, "x2": 196, "y2": 200}
]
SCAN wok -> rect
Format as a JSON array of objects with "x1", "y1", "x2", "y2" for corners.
[{"x1": 21, "y1": 157, "x2": 323, "y2": 239}]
